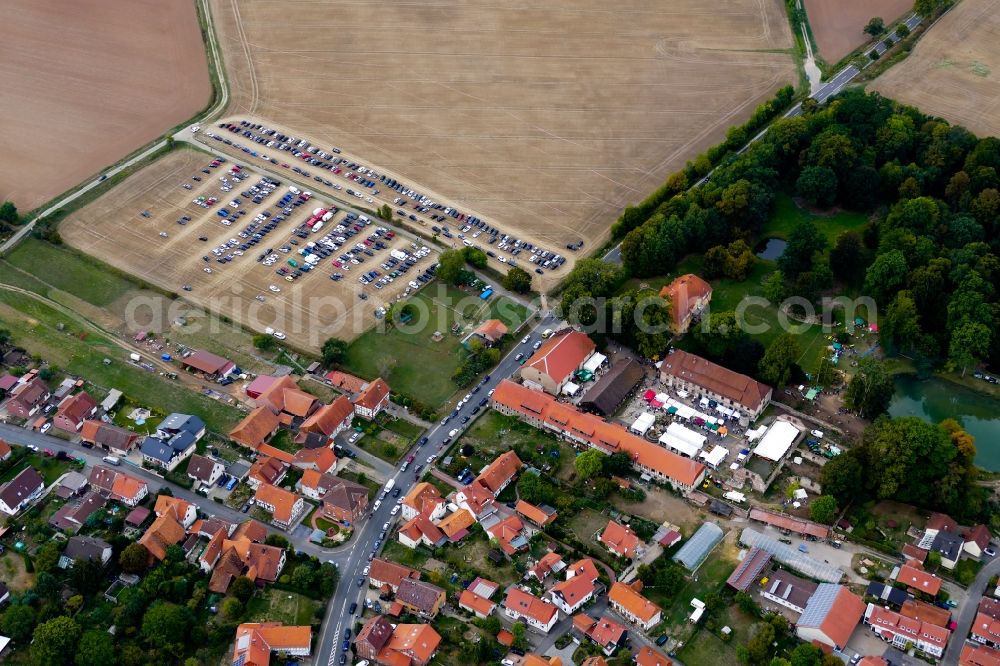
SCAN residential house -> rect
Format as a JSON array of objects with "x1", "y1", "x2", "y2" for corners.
[
  {"x1": 454, "y1": 481, "x2": 496, "y2": 518},
  {"x1": 962, "y1": 643, "x2": 1000, "y2": 666},
  {"x1": 3, "y1": 376, "x2": 50, "y2": 418},
  {"x1": 550, "y1": 567, "x2": 599, "y2": 614},
  {"x1": 635, "y1": 646, "x2": 672, "y2": 666},
  {"x1": 256, "y1": 375, "x2": 318, "y2": 427},
  {"x1": 191, "y1": 516, "x2": 236, "y2": 539},
  {"x1": 247, "y1": 456, "x2": 289, "y2": 489},
  {"x1": 972, "y1": 612, "x2": 1000, "y2": 648},
  {"x1": 231, "y1": 622, "x2": 311, "y2": 666},
  {"x1": 599, "y1": 520, "x2": 643, "y2": 559},
  {"x1": 759, "y1": 569, "x2": 817, "y2": 615},
  {"x1": 460, "y1": 589, "x2": 497, "y2": 618},
  {"x1": 180, "y1": 349, "x2": 235, "y2": 378},
  {"x1": 472, "y1": 319, "x2": 508, "y2": 346},
  {"x1": 573, "y1": 614, "x2": 627, "y2": 656},
  {"x1": 659, "y1": 273, "x2": 712, "y2": 334},
  {"x1": 401, "y1": 482, "x2": 446, "y2": 521},
  {"x1": 566, "y1": 558, "x2": 601, "y2": 583},
  {"x1": 608, "y1": 582, "x2": 661, "y2": 632},
  {"x1": 896, "y1": 564, "x2": 942, "y2": 596},
  {"x1": 229, "y1": 406, "x2": 281, "y2": 449},
  {"x1": 902, "y1": 543, "x2": 929, "y2": 566},
  {"x1": 252, "y1": 484, "x2": 305, "y2": 529},
  {"x1": 58, "y1": 536, "x2": 112, "y2": 569},
  {"x1": 965, "y1": 525, "x2": 993, "y2": 558},
  {"x1": 324, "y1": 370, "x2": 368, "y2": 395},
  {"x1": 866, "y1": 581, "x2": 909, "y2": 608},
  {"x1": 486, "y1": 514, "x2": 529, "y2": 555},
  {"x1": 50, "y1": 490, "x2": 106, "y2": 532},
  {"x1": 158, "y1": 413, "x2": 207, "y2": 440},
  {"x1": 138, "y1": 505, "x2": 187, "y2": 562},
  {"x1": 291, "y1": 446, "x2": 337, "y2": 474},
  {"x1": 396, "y1": 578, "x2": 446, "y2": 619},
  {"x1": 476, "y1": 450, "x2": 522, "y2": 495},
  {"x1": 354, "y1": 377, "x2": 390, "y2": 420},
  {"x1": 491, "y1": 380, "x2": 707, "y2": 491},
  {"x1": 503, "y1": 587, "x2": 559, "y2": 633},
  {"x1": 0, "y1": 467, "x2": 45, "y2": 515},
  {"x1": 930, "y1": 530, "x2": 964, "y2": 570},
  {"x1": 795, "y1": 584, "x2": 865, "y2": 651},
  {"x1": 54, "y1": 471, "x2": 88, "y2": 500},
  {"x1": 138, "y1": 413, "x2": 204, "y2": 471},
  {"x1": 519, "y1": 330, "x2": 596, "y2": 395},
  {"x1": 187, "y1": 453, "x2": 225, "y2": 488},
  {"x1": 297, "y1": 470, "x2": 340, "y2": 501},
  {"x1": 52, "y1": 391, "x2": 98, "y2": 432},
  {"x1": 0, "y1": 439, "x2": 11, "y2": 461},
  {"x1": 369, "y1": 558, "x2": 420, "y2": 594},
  {"x1": 530, "y1": 552, "x2": 565, "y2": 582},
  {"x1": 436, "y1": 508, "x2": 475, "y2": 542},
  {"x1": 580, "y1": 657, "x2": 609, "y2": 666},
  {"x1": 516, "y1": 499, "x2": 557, "y2": 527},
  {"x1": 320, "y1": 477, "x2": 369, "y2": 523},
  {"x1": 398, "y1": 515, "x2": 447, "y2": 549},
  {"x1": 660, "y1": 348, "x2": 772, "y2": 420},
  {"x1": 865, "y1": 603, "x2": 951, "y2": 658},
  {"x1": 154, "y1": 495, "x2": 197, "y2": 529},
  {"x1": 355, "y1": 616, "x2": 441, "y2": 666},
  {"x1": 88, "y1": 466, "x2": 148, "y2": 506},
  {"x1": 201, "y1": 529, "x2": 286, "y2": 593},
  {"x1": 79, "y1": 420, "x2": 140, "y2": 455},
  {"x1": 900, "y1": 599, "x2": 951, "y2": 628}
]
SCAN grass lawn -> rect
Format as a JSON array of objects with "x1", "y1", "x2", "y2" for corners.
[
  {"x1": 656, "y1": 539, "x2": 738, "y2": 628},
  {"x1": 381, "y1": 539, "x2": 431, "y2": 569},
  {"x1": 342, "y1": 283, "x2": 525, "y2": 408},
  {"x1": 0, "y1": 453, "x2": 72, "y2": 486},
  {"x1": 446, "y1": 410, "x2": 573, "y2": 480},
  {"x1": 339, "y1": 470, "x2": 382, "y2": 495},
  {"x1": 245, "y1": 588, "x2": 320, "y2": 626},
  {"x1": 437, "y1": 529, "x2": 519, "y2": 586},
  {"x1": 267, "y1": 429, "x2": 297, "y2": 454},
  {"x1": 0, "y1": 291, "x2": 241, "y2": 433},
  {"x1": 3, "y1": 238, "x2": 135, "y2": 307},
  {"x1": 677, "y1": 604, "x2": 763, "y2": 666},
  {"x1": 566, "y1": 508, "x2": 608, "y2": 545},
  {"x1": 0, "y1": 552, "x2": 35, "y2": 592},
  {"x1": 762, "y1": 193, "x2": 870, "y2": 247}
]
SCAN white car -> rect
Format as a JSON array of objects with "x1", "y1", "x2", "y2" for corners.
[
  {"x1": 265, "y1": 327, "x2": 275, "y2": 335},
  {"x1": 488, "y1": 388, "x2": 496, "y2": 397},
  {"x1": 383, "y1": 522, "x2": 390, "y2": 531},
  {"x1": 390, "y1": 505, "x2": 400, "y2": 516},
  {"x1": 40, "y1": 423, "x2": 52, "y2": 434},
  {"x1": 273, "y1": 331, "x2": 286, "y2": 340},
  {"x1": 27, "y1": 444, "x2": 39, "y2": 452},
  {"x1": 426, "y1": 454, "x2": 437, "y2": 464},
  {"x1": 268, "y1": 285, "x2": 281, "y2": 293},
  {"x1": 521, "y1": 335, "x2": 530, "y2": 344},
  {"x1": 190, "y1": 125, "x2": 200, "y2": 133},
  {"x1": 349, "y1": 433, "x2": 360, "y2": 443},
  {"x1": 810, "y1": 430, "x2": 824, "y2": 439},
  {"x1": 362, "y1": 566, "x2": 370, "y2": 576}
]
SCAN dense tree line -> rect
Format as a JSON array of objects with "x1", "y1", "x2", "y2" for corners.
[{"x1": 617, "y1": 90, "x2": 1000, "y2": 374}]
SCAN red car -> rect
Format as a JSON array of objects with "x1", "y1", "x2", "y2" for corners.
[
  {"x1": 281, "y1": 163, "x2": 290, "y2": 168},
  {"x1": 407, "y1": 455, "x2": 416, "y2": 463},
  {"x1": 43, "y1": 448, "x2": 55, "y2": 457}
]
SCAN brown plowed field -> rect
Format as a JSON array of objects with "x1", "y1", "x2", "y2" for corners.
[
  {"x1": 803, "y1": 0, "x2": 913, "y2": 62},
  {"x1": 210, "y1": 0, "x2": 794, "y2": 256},
  {"x1": 60, "y1": 147, "x2": 438, "y2": 350},
  {"x1": 871, "y1": 0, "x2": 1000, "y2": 140},
  {"x1": 0, "y1": 0, "x2": 211, "y2": 211}
]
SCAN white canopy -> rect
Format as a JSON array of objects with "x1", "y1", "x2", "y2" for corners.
[
  {"x1": 562, "y1": 381, "x2": 580, "y2": 396},
  {"x1": 699, "y1": 445, "x2": 728, "y2": 468},
  {"x1": 746, "y1": 425, "x2": 767, "y2": 442},
  {"x1": 753, "y1": 420, "x2": 801, "y2": 461},
  {"x1": 659, "y1": 424, "x2": 706, "y2": 458},
  {"x1": 583, "y1": 353, "x2": 607, "y2": 374},
  {"x1": 630, "y1": 412, "x2": 656, "y2": 435},
  {"x1": 667, "y1": 422, "x2": 706, "y2": 447},
  {"x1": 655, "y1": 392, "x2": 669, "y2": 404},
  {"x1": 794, "y1": 488, "x2": 808, "y2": 500}
]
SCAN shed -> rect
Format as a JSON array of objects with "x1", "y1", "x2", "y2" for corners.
[{"x1": 673, "y1": 522, "x2": 724, "y2": 571}]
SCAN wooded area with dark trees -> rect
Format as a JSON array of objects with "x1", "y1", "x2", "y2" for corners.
[{"x1": 614, "y1": 90, "x2": 1000, "y2": 375}]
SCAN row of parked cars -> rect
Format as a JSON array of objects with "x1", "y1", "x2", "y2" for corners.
[{"x1": 220, "y1": 119, "x2": 571, "y2": 276}]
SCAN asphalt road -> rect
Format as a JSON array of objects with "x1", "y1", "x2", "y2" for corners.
[
  {"x1": 311, "y1": 309, "x2": 559, "y2": 666},
  {"x1": 941, "y1": 555, "x2": 1000, "y2": 665}
]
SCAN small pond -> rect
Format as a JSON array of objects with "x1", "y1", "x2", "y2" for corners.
[{"x1": 756, "y1": 238, "x2": 787, "y2": 261}]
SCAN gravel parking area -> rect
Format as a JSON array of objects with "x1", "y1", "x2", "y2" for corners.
[{"x1": 61, "y1": 147, "x2": 438, "y2": 351}]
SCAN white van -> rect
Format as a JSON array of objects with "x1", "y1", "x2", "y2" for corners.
[
  {"x1": 102, "y1": 456, "x2": 121, "y2": 466},
  {"x1": 448, "y1": 428, "x2": 459, "y2": 438}
]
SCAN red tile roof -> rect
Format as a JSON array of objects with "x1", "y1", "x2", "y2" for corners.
[
  {"x1": 257, "y1": 375, "x2": 317, "y2": 418},
  {"x1": 660, "y1": 349, "x2": 771, "y2": 414},
  {"x1": 253, "y1": 484, "x2": 301, "y2": 524},
  {"x1": 460, "y1": 589, "x2": 497, "y2": 616},
  {"x1": 324, "y1": 370, "x2": 368, "y2": 394},
  {"x1": 138, "y1": 507, "x2": 186, "y2": 561},
  {"x1": 504, "y1": 587, "x2": 558, "y2": 625},
  {"x1": 804, "y1": 586, "x2": 865, "y2": 649},
  {"x1": 551, "y1": 573, "x2": 597, "y2": 608},
  {"x1": 55, "y1": 391, "x2": 97, "y2": 425},
  {"x1": 299, "y1": 396, "x2": 354, "y2": 436},
  {"x1": 232, "y1": 622, "x2": 311, "y2": 666},
  {"x1": 229, "y1": 406, "x2": 280, "y2": 449},
  {"x1": 926, "y1": 512, "x2": 958, "y2": 533},
  {"x1": 749, "y1": 507, "x2": 831, "y2": 539},
  {"x1": 966, "y1": 524, "x2": 992, "y2": 549},
  {"x1": 659, "y1": 274, "x2": 712, "y2": 330},
  {"x1": 516, "y1": 499, "x2": 556, "y2": 526},
  {"x1": 897, "y1": 564, "x2": 941, "y2": 595},
  {"x1": 355, "y1": 377, "x2": 390, "y2": 412},
  {"x1": 369, "y1": 558, "x2": 420, "y2": 589},
  {"x1": 900, "y1": 599, "x2": 951, "y2": 627},
  {"x1": 600, "y1": 520, "x2": 641, "y2": 558},
  {"x1": 492, "y1": 380, "x2": 706, "y2": 488},
  {"x1": 474, "y1": 319, "x2": 508, "y2": 342},
  {"x1": 292, "y1": 447, "x2": 337, "y2": 474},
  {"x1": 868, "y1": 604, "x2": 950, "y2": 651},
  {"x1": 182, "y1": 349, "x2": 233, "y2": 375},
  {"x1": 608, "y1": 582, "x2": 661, "y2": 623},
  {"x1": 477, "y1": 450, "x2": 522, "y2": 494},
  {"x1": 902, "y1": 543, "x2": 928, "y2": 564},
  {"x1": 524, "y1": 330, "x2": 595, "y2": 384},
  {"x1": 636, "y1": 646, "x2": 672, "y2": 666},
  {"x1": 961, "y1": 643, "x2": 1000, "y2": 666}
]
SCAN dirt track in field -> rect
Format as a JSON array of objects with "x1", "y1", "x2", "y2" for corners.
[
  {"x1": 0, "y1": 0, "x2": 211, "y2": 211},
  {"x1": 803, "y1": 0, "x2": 913, "y2": 62},
  {"x1": 209, "y1": 0, "x2": 795, "y2": 254},
  {"x1": 60, "y1": 147, "x2": 437, "y2": 350},
  {"x1": 871, "y1": 0, "x2": 1000, "y2": 140}
]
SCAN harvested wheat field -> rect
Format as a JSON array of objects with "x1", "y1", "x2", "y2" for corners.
[
  {"x1": 0, "y1": 0, "x2": 211, "y2": 211},
  {"x1": 803, "y1": 0, "x2": 913, "y2": 62},
  {"x1": 61, "y1": 147, "x2": 435, "y2": 350},
  {"x1": 210, "y1": 0, "x2": 795, "y2": 255},
  {"x1": 872, "y1": 0, "x2": 1000, "y2": 139}
]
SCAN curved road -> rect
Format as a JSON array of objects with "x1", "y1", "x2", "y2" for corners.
[{"x1": 942, "y1": 556, "x2": 1000, "y2": 665}]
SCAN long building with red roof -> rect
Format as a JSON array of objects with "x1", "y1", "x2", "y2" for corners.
[{"x1": 491, "y1": 380, "x2": 706, "y2": 490}]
